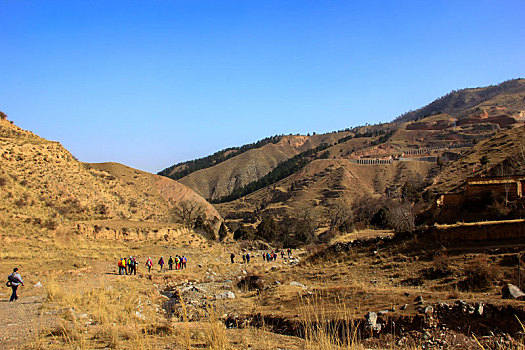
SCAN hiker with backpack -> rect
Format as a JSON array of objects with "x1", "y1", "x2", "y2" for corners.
[
  {"x1": 129, "y1": 257, "x2": 137, "y2": 275},
  {"x1": 7, "y1": 268, "x2": 24, "y2": 302},
  {"x1": 168, "y1": 256, "x2": 174, "y2": 270},
  {"x1": 181, "y1": 256, "x2": 187, "y2": 269},
  {"x1": 158, "y1": 256, "x2": 165, "y2": 272},
  {"x1": 145, "y1": 257, "x2": 153, "y2": 273},
  {"x1": 246, "y1": 253, "x2": 250, "y2": 264}
]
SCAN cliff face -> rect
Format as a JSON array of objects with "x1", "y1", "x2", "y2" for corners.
[{"x1": 0, "y1": 118, "x2": 221, "y2": 239}]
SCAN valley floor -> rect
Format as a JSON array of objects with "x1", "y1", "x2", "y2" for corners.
[{"x1": 1, "y1": 229, "x2": 525, "y2": 349}]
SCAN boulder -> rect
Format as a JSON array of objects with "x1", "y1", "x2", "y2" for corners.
[
  {"x1": 502, "y1": 284, "x2": 525, "y2": 300},
  {"x1": 365, "y1": 311, "x2": 382, "y2": 333}
]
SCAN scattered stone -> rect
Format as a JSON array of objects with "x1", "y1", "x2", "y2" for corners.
[
  {"x1": 414, "y1": 296, "x2": 424, "y2": 304},
  {"x1": 400, "y1": 304, "x2": 408, "y2": 310},
  {"x1": 378, "y1": 310, "x2": 390, "y2": 315},
  {"x1": 135, "y1": 311, "x2": 146, "y2": 320},
  {"x1": 33, "y1": 282, "x2": 42, "y2": 288}
]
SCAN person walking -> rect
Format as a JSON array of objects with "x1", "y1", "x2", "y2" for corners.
[
  {"x1": 158, "y1": 256, "x2": 165, "y2": 272},
  {"x1": 242, "y1": 254, "x2": 246, "y2": 264},
  {"x1": 181, "y1": 256, "x2": 187, "y2": 269},
  {"x1": 131, "y1": 257, "x2": 137, "y2": 275},
  {"x1": 168, "y1": 256, "x2": 174, "y2": 270},
  {"x1": 246, "y1": 253, "x2": 250, "y2": 264},
  {"x1": 8, "y1": 268, "x2": 24, "y2": 302},
  {"x1": 230, "y1": 253, "x2": 235, "y2": 264},
  {"x1": 146, "y1": 257, "x2": 153, "y2": 273}
]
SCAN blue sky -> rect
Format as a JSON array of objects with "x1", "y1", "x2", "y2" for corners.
[{"x1": 1, "y1": 1, "x2": 524, "y2": 173}]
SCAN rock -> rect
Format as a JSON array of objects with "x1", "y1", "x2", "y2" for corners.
[
  {"x1": 414, "y1": 296, "x2": 424, "y2": 304},
  {"x1": 476, "y1": 303, "x2": 484, "y2": 316},
  {"x1": 216, "y1": 291, "x2": 236, "y2": 300},
  {"x1": 378, "y1": 310, "x2": 390, "y2": 315},
  {"x1": 135, "y1": 311, "x2": 146, "y2": 320},
  {"x1": 400, "y1": 304, "x2": 408, "y2": 310},
  {"x1": 290, "y1": 281, "x2": 307, "y2": 289},
  {"x1": 365, "y1": 311, "x2": 381, "y2": 333},
  {"x1": 502, "y1": 284, "x2": 525, "y2": 300},
  {"x1": 33, "y1": 282, "x2": 43, "y2": 288},
  {"x1": 424, "y1": 306, "x2": 434, "y2": 316}
]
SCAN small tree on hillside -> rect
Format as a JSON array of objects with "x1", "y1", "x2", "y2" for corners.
[
  {"x1": 256, "y1": 217, "x2": 280, "y2": 242},
  {"x1": 171, "y1": 200, "x2": 206, "y2": 229}
]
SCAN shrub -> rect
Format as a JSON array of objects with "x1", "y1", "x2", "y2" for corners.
[
  {"x1": 43, "y1": 219, "x2": 58, "y2": 230},
  {"x1": 461, "y1": 256, "x2": 497, "y2": 291}
]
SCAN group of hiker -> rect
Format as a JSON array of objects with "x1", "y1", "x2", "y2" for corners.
[
  {"x1": 118, "y1": 256, "x2": 138, "y2": 275},
  {"x1": 263, "y1": 248, "x2": 292, "y2": 262},
  {"x1": 230, "y1": 248, "x2": 293, "y2": 264},
  {"x1": 118, "y1": 255, "x2": 188, "y2": 274}
]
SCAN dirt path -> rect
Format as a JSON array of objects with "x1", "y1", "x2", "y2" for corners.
[{"x1": 0, "y1": 293, "x2": 58, "y2": 349}]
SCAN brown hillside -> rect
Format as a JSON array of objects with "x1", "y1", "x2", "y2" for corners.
[
  {"x1": 215, "y1": 157, "x2": 437, "y2": 229},
  {"x1": 429, "y1": 125, "x2": 525, "y2": 194},
  {"x1": 178, "y1": 132, "x2": 348, "y2": 200},
  {"x1": 0, "y1": 118, "x2": 221, "y2": 239}
]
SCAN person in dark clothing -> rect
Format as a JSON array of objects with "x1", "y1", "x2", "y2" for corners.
[
  {"x1": 8, "y1": 268, "x2": 24, "y2": 302},
  {"x1": 246, "y1": 253, "x2": 250, "y2": 264},
  {"x1": 158, "y1": 256, "x2": 165, "y2": 271},
  {"x1": 230, "y1": 253, "x2": 235, "y2": 264},
  {"x1": 168, "y1": 256, "x2": 174, "y2": 270}
]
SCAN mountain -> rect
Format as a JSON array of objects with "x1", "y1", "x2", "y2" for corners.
[
  {"x1": 162, "y1": 132, "x2": 350, "y2": 201},
  {"x1": 0, "y1": 116, "x2": 221, "y2": 239},
  {"x1": 155, "y1": 79, "x2": 525, "y2": 240},
  {"x1": 395, "y1": 78, "x2": 525, "y2": 123}
]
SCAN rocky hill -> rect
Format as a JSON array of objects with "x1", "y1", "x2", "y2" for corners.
[{"x1": 0, "y1": 117, "x2": 221, "y2": 240}]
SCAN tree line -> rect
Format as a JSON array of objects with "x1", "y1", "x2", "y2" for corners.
[
  {"x1": 158, "y1": 135, "x2": 283, "y2": 180},
  {"x1": 210, "y1": 143, "x2": 332, "y2": 203}
]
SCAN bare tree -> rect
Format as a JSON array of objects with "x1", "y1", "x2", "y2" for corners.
[
  {"x1": 386, "y1": 202, "x2": 415, "y2": 234},
  {"x1": 324, "y1": 200, "x2": 353, "y2": 231},
  {"x1": 170, "y1": 200, "x2": 206, "y2": 228}
]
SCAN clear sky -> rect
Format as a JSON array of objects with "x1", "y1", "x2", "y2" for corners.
[{"x1": 1, "y1": 1, "x2": 524, "y2": 173}]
